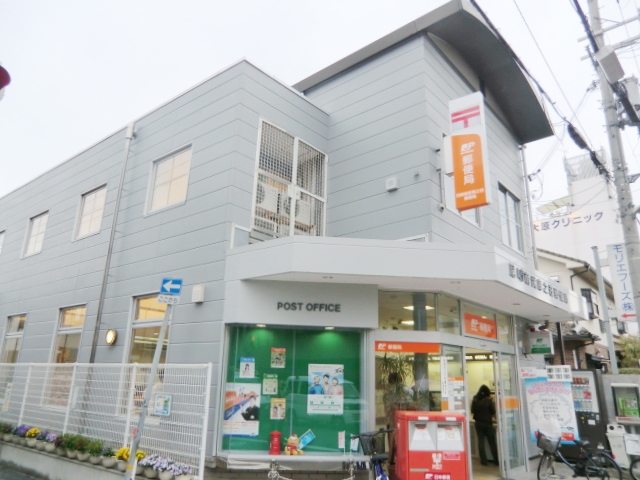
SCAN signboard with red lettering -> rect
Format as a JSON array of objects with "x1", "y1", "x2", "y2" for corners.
[
  {"x1": 448, "y1": 92, "x2": 491, "y2": 211},
  {"x1": 463, "y1": 312, "x2": 497, "y2": 340}
]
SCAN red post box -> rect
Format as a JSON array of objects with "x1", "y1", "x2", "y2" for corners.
[
  {"x1": 395, "y1": 411, "x2": 468, "y2": 480},
  {"x1": 269, "y1": 431, "x2": 282, "y2": 455}
]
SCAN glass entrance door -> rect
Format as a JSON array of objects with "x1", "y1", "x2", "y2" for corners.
[{"x1": 494, "y1": 352, "x2": 526, "y2": 477}]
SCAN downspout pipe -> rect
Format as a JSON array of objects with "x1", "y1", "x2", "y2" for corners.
[
  {"x1": 569, "y1": 264, "x2": 590, "y2": 291},
  {"x1": 520, "y1": 145, "x2": 539, "y2": 269},
  {"x1": 89, "y1": 123, "x2": 136, "y2": 363}
]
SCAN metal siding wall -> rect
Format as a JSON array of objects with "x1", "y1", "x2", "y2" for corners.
[{"x1": 304, "y1": 34, "x2": 533, "y2": 266}]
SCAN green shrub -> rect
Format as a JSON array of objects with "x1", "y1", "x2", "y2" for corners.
[
  {"x1": 86, "y1": 438, "x2": 104, "y2": 456},
  {"x1": 0, "y1": 422, "x2": 13, "y2": 434},
  {"x1": 618, "y1": 367, "x2": 640, "y2": 375}
]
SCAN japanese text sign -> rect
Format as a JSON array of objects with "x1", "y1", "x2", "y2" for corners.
[
  {"x1": 375, "y1": 341, "x2": 440, "y2": 354},
  {"x1": 448, "y1": 92, "x2": 491, "y2": 211},
  {"x1": 607, "y1": 244, "x2": 637, "y2": 322},
  {"x1": 463, "y1": 312, "x2": 497, "y2": 340}
]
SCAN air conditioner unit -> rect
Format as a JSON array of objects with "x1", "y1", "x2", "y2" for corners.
[
  {"x1": 295, "y1": 199, "x2": 312, "y2": 227},
  {"x1": 253, "y1": 217, "x2": 278, "y2": 234},
  {"x1": 256, "y1": 183, "x2": 280, "y2": 214}
]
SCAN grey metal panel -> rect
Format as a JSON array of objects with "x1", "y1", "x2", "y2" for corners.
[{"x1": 294, "y1": 0, "x2": 551, "y2": 143}]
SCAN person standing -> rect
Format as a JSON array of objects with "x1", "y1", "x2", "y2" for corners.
[{"x1": 471, "y1": 385, "x2": 499, "y2": 466}]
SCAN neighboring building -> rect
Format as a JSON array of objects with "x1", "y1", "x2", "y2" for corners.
[
  {"x1": 534, "y1": 150, "x2": 622, "y2": 276},
  {"x1": 0, "y1": 2, "x2": 589, "y2": 479},
  {"x1": 537, "y1": 249, "x2": 621, "y2": 371}
]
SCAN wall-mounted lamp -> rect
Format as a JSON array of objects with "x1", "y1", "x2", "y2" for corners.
[{"x1": 105, "y1": 329, "x2": 117, "y2": 345}]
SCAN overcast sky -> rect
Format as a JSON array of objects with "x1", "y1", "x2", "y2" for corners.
[{"x1": 2, "y1": 0, "x2": 640, "y2": 212}]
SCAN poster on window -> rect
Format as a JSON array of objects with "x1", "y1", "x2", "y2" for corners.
[
  {"x1": 524, "y1": 371, "x2": 579, "y2": 444},
  {"x1": 270, "y1": 398, "x2": 286, "y2": 420},
  {"x1": 307, "y1": 364, "x2": 344, "y2": 414},
  {"x1": 263, "y1": 373, "x2": 278, "y2": 395},
  {"x1": 239, "y1": 357, "x2": 255, "y2": 378},
  {"x1": 223, "y1": 383, "x2": 261, "y2": 436},
  {"x1": 271, "y1": 348, "x2": 286, "y2": 368}
]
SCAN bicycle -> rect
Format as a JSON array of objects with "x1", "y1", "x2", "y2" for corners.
[
  {"x1": 351, "y1": 428, "x2": 394, "y2": 480},
  {"x1": 536, "y1": 431, "x2": 622, "y2": 480},
  {"x1": 629, "y1": 455, "x2": 640, "y2": 479}
]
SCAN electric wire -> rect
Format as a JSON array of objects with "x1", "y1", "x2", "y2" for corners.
[
  {"x1": 616, "y1": 1, "x2": 640, "y2": 75},
  {"x1": 511, "y1": 0, "x2": 592, "y2": 141}
]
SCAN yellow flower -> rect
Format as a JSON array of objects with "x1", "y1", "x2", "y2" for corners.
[
  {"x1": 25, "y1": 428, "x2": 40, "y2": 439},
  {"x1": 115, "y1": 447, "x2": 130, "y2": 461},
  {"x1": 115, "y1": 446, "x2": 146, "y2": 462}
]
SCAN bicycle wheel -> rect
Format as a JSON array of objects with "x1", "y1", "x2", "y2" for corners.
[
  {"x1": 630, "y1": 456, "x2": 640, "y2": 480},
  {"x1": 537, "y1": 453, "x2": 556, "y2": 480},
  {"x1": 586, "y1": 452, "x2": 622, "y2": 480}
]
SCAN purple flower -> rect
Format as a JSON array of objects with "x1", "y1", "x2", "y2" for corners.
[
  {"x1": 45, "y1": 432, "x2": 58, "y2": 443},
  {"x1": 13, "y1": 425, "x2": 32, "y2": 437}
]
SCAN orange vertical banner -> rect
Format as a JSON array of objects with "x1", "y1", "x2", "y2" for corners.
[{"x1": 452, "y1": 134, "x2": 488, "y2": 211}]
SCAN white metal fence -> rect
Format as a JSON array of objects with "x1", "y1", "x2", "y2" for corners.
[{"x1": 0, "y1": 363, "x2": 212, "y2": 479}]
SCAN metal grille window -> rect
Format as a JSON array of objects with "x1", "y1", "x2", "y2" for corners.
[
  {"x1": 1, "y1": 315, "x2": 25, "y2": 363},
  {"x1": 148, "y1": 148, "x2": 192, "y2": 213},
  {"x1": 24, "y1": 212, "x2": 49, "y2": 257},
  {"x1": 54, "y1": 306, "x2": 85, "y2": 363},
  {"x1": 498, "y1": 185, "x2": 522, "y2": 251},
  {"x1": 444, "y1": 173, "x2": 481, "y2": 226},
  {"x1": 76, "y1": 185, "x2": 107, "y2": 238},
  {"x1": 253, "y1": 121, "x2": 326, "y2": 237},
  {"x1": 130, "y1": 296, "x2": 169, "y2": 364}
]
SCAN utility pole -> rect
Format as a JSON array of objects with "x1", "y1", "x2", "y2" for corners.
[{"x1": 587, "y1": 0, "x2": 640, "y2": 326}]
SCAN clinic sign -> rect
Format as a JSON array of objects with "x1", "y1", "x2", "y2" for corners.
[
  {"x1": 607, "y1": 244, "x2": 637, "y2": 321},
  {"x1": 449, "y1": 92, "x2": 491, "y2": 211}
]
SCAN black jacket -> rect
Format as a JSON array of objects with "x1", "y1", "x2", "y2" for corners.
[{"x1": 471, "y1": 394, "x2": 495, "y2": 425}]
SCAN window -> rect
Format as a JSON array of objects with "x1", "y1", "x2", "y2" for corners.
[
  {"x1": 130, "y1": 296, "x2": 169, "y2": 363},
  {"x1": 581, "y1": 288, "x2": 600, "y2": 319},
  {"x1": 224, "y1": 326, "x2": 361, "y2": 452},
  {"x1": 252, "y1": 121, "x2": 326, "y2": 237},
  {"x1": 24, "y1": 212, "x2": 49, "y2": 256},
  {"x1": 53, "y1": 306, "x2": 85, "y2": 363},
  {"x1": 444, "y1": 173, "x2": 481, "y2": 226},
  {"x1": 0, "y1": 231, "x2": 4, "y2": 256},
  {"x1": 498, "y1": 185, "x2": 522, "y2": 251},
  {"x1": 76, "y1": 186, "x2": 107, "y2": 238},
  {"x1": 1, "y1": 315, "x2": 26, "y2": 363},
  {"x1": 148, "y1": 148, "x2": 192, "y2": 213}
]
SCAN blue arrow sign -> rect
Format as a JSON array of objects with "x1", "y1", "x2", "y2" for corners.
[{"x1": 160, "y1": 278, "x2": 183, "y2": 295}]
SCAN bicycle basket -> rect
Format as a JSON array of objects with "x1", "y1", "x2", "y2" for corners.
[
  {"x1": 359, "y1": 434, "x2": 385, "y2": 455},
  {"x1": 536, "y1": 432, "x2": 560, "y2": 454}
]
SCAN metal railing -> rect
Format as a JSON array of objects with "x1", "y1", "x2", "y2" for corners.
[{"x1": 0, "y1": 362, "x2": 212, "y2": 479}]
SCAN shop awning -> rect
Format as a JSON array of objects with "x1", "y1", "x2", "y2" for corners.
[{"x1": 225, "y1": 236, "x2": 588, "y2": 323}]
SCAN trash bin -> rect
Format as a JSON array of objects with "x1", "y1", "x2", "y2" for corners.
[{"x1": 606, "y1": 424, "x2": 629, "y2": 468}]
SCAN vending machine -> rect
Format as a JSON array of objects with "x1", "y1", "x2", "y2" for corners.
[
  {"x1": 395, "y1": 411, "x2": 467, "y2": 480},
  {"x1": 559, "y1": 369, "x2": 607, "y2": 461}
]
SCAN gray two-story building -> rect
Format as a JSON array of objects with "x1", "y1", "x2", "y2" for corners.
[{"x1": 0, "y1": 1, "x2": 588, "y2": 479}]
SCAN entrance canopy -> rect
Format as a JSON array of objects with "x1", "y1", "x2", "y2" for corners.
[{"x1": 225, "y1": 236, "x2": 588, "y2": 323}]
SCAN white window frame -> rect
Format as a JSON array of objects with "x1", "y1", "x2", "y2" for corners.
[
  {"x1": 1, "y1": 314, "x2": 26, "y2": 363},
  {"x1": 251, "y1": 119, "x2": 328, "y2": 237},
  {"x1": 443, "y1": 172, "x2": 482, "y2": 227},
  {"x1": 74, "y1": 184, "x2": 108, "y2": 240},
  {"x1": 50, "y1": 305, "x2": 86, "y2": 364},
  {"x1": 22, "y1": 211, "x2": 49, "y2": 257},
  {"x1": 125, "y1": 294, "x2": 170, "y2": 364},
  {"x1": 498, "y1": 184, "x2": 523, "y2": 252},
  {"x1": 0, "y1": 230, "x2": 5, "y2": 257},
  {"x1": 144, "y1": 145, "x2": 193, "y2": 215}
]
